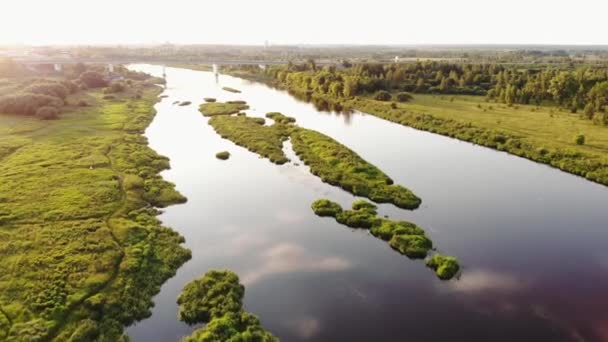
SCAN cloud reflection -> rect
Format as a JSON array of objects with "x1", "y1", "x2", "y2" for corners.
[
  {"x1": 286, "y1": 316, "x2": 321, "y2": 340},
  {"x1": 242, "y1": 242, "x2": 352, "y2": 285},
  {"x1": 446, "y1": 269, "x2": 524, "y2": 293}
]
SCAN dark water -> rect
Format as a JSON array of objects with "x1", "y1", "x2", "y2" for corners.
[{"x1": 126, "y1": 65, "x2": 608, "y2": 342}]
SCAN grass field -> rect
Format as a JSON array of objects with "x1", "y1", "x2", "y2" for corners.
[{"x1": 0, "y1": 82, "x2": 190, "y2": 341}]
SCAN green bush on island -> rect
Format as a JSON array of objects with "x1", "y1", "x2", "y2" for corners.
[
  {"x1": 426, "y1": 254, "x2": 460, "y2": 280},
  {"x1": 222, "y1": 86, "x2": 242, "y2": 93},
  {"x1": 179, "y1": 101, "x2": 192, "y2": 106},
  {"x1": 216, "y1": 151, "x2": 230, "y2": 160},
  {"x1": 183, "y1": 311, "x2": 278, "y2": 342},
  {"x1": 266, "y1": 112, "x2": 296, "y2": 124},
  {"x1": 208, "y1": 114, "x2": 292, "y2": 164},
  {"x1": 389, "y1": 234, "x2": 433, "y2": 259},
  {"x1": 199, "y1": 101, "x2": 249, "y2": 116},
  {"x1": 291, "y1": 128, "x2": 421, "y2": 209},
  {"x1": 177, "y1": 270, "x2": 245, "y2": 325},
  {"x1": 203, "y1": 97, "x2": 216, "y2": 102},
  {"x1": 374, "y1": 90, "x2": 392, "y2": 101},
  {"x1": 395, "y1": 92, "x2": 414, "y2": 102},
  {"x1": 311, "y1": 199, "x2": 457, "y2": 274},
  {"x1": 227, "y1": 100, "x2": 247, "y2": 104},
  {"x1": 178, "y1": 270, "x2": 277, "y2": 341},
  {"x1": 311, "y1": 199, "x2": 343, "y2": 216}
]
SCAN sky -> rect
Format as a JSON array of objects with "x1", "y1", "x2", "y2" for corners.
[{"x1": 2, "y1": 0, "x2": 607, "y2": 46}]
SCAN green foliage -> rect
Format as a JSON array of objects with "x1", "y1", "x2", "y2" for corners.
[
  {"x1": 177, "y1": 270, "x2": 245, "y2": 325},
  {"x1": 291, "y1": 128, "x2": 421, "y2": 209},
  {"x1": 203, "y1": 98, "x2": 216, "y2": 102},
  {"x1": 265, "y1": 112, "x2": 296, "y2": 124},
  {"x1": 311, "y1": 199, "x2": 442, "y2": 270},
  {"x1": 0, "y1": 81, "x2": 190, "y2": 340},
  {"x1": 79, "y1": 71, "x2": 108, "y2": 88},
  {"x1": 178, "y1": 101, "x2": 192, "y2": 106},
  {"x1": 374, "y1": 90, "x2": 392, "y2": 101},
  {"x1": 222, "y1": 86, "x2": 242, "y2": 93},
  {"x1": 208, "y1": 114, "x2": 291, "y2": 164},
  {"x1": 199, "y1": 101, "x2": 250, "y2": 116},
  {"x1": 35, "y1": 106, "x2": 60, "y2": 120},
  {"x1": 216, "y1": 151, "x2": 231, "y2": 160},
  {"x1": 183, "y1": 311, "x2": 278, "y2": 342},
  {"x1": 575, "y1": 134, "x2": 585, "y2": 145},
  {"x1": 178, "y1": 270, "x2": 277, "y2": 342},
  {"x1": 395, "y1": 92, "x2": 413, "y2": 102},
  {"x1": 426, "y1": 254, "x2": 460, "y2": 280}
]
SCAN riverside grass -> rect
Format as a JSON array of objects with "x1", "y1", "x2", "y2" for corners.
[
  {"x1": 218, "y1": 66, "x2": 608, "y2": 187},
  {"x1": 178, "y1": 270, "x2": 277, "y2": 342},
  {"x1": 311, "y1": 199, "x2": 459, "y2": 279},
  {"x1": 199, "y1": 101, "x2": 249, "y2": 116},
  {"x1": 0, "y1": 82, "x2": 190, "y2": 341}
]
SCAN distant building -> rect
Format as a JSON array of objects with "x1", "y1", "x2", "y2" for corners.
[{"x1": 394, "y1": 56, "x2": 400, "y2": 63}]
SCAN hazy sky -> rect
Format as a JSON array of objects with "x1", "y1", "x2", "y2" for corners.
[{"x1": 3, "y1": 0, "x2": 607, "y2": 45}]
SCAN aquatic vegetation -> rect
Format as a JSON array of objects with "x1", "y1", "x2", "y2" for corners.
[
  {"x1": 291, "y1": 128, "x2": 421, "y2": 209},
  {"x1": 177, "y1": 270, "x2": 244, "y2": 324},
  {"x1": 266, "y1": 112, "x2": 296, "y2": 124},
  {"x1": 311, "y1": 199, "x2": 458, "y2": 276},
  {"x1": 222, "y1": 86, "x2": 242, "y2": 93},
  {"x1": 199, "y1": 101, "x2": 249, "y2": 116},
  {"x1": 216, "y1": 151, "x2": 230, "y2": 160},
  {"x1": 426, "y1": 254, "x2": 460, "y2": 280},
  {"x1": 178, "y1": 270, "x2": 277, "y2": 341},
  {"x1": 204, "y1": 97, "x2": 216, "y2": 102},
  {"x1": 179, "y1": 101, "x2": 192, "y2": 106},
  {"x1": 0, "y1": 80, "x2": 190, "y2": 340},
  {"x1": 208, "y1": 114, "x2": 292, "y2": 164}
]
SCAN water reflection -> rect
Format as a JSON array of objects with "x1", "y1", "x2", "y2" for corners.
[
  {"x1": 241, "y1": 242, "x2": 353, "y2": 285},
  {"x1": 125, "y1": 64, "x2": 608, "y2": 342}
]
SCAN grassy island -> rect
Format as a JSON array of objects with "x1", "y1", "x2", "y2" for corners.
[
  {"x1": 178, "y1": 101, "x2": 191, "y2": 106},
  {"x1": 199, "y1": 101, "x2": 249, "y2": 116},
  {"x1": 0, "y1": 65, "x2": 190, "y2": 340},
  {"x1": 178, "y1": 270, "x2": 277, "y2": 342},
  {"x1": 215, "y1": 151, "x2": 231, "y2": 160},
  {"x1": 222, "y1": 86, "x2": 242, "y2": 93},
  {"x1": 311, "y1": 199, "x2": 459, "y2": 278},
  {"x1": 292, "y1": 128, "x2": 421, "y2": 209},
  {"x1": 203, "y1": 97, "x2": 216, "y2": 102},
  {"x1": 208, "y1": 113, "x2": 294, "y2": 164}
]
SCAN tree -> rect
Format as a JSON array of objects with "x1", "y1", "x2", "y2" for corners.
[
  {"x1": 79, "y1": 71, "x2": 107, "y2": 88},
  {"x1": 374, "y1": 90, "x2": 392, "y2": 101}
]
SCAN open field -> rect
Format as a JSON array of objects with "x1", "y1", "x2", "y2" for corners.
[{"x1": 0, "y1": 81, "x2": 189, "y2": 341}]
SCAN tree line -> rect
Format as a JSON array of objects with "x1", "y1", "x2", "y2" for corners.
[{"x1": 247, "y1": 60, "x2": 608, "y2": 126}]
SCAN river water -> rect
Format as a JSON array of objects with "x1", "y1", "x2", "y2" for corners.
[{"x1": 126, "y1": 64, "x2": 608, "y2": 342}]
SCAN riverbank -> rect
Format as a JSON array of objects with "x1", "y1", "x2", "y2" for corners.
[
  {"x1": 220, "y1": 67, "x2": 608, "y2": 187},
  {"x1": 0, "y1": 80, "x2": 189, "y2": 340}
]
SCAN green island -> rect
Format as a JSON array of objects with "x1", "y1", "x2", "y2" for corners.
[
  {"x1": 177, "y1": 270, "x2": 277, "y2": 342},
  {"x1": 220, "y1": 63, "x2": 608, "y2": 186},
  {"x1": 291, "y1": 127, "x2": 421, "y2": 209},
  {"x1": 178, "y1": 101, "x2": 191, "y2": 106},
  {"x1": 199, "y1": 101, "x2": 250, "y2": 116},
  {"x1": 203, "y1": 97, "x2": 216, "y2": 102},
  {"x1": 222, "y1": 86, "x2": 242, "y2": 93},
  {"x1": 0, "y1": 63, "x2": 190, "y2": 340},
  {"x1": 215, "y1": 151, "x2": 231, "y2": 160},
  {"x1": 311, "y1": 199, "x2": 459, "y2": 279},
  {"x1": 201, "y1": 105, "x2": 421, "y2": 208},
  {"x1": 207, "y1": 113, "x2": 294, "y2": 164}
]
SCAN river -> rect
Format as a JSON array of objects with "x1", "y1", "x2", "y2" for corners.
[{"x1": 125, "y1": 64, "x2": 608, "y2": 342}]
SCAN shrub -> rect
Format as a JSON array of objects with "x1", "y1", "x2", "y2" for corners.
[
  {"x1": 178, "y1": 101, "x2": 192, "y2": 106},
  {"x1": 388, "y1": 234, "x2": 432, "y2": 258},
  {"x1": 311, "y1": 199, "x2": 343, "y2": 217},
  {"x1": 426, "y1": 254, "x2": 460, "y2": 280},
  {"x1": 78, "y1": 100, "x2": 89, "y2": 107},
  {"x1": 574, "y1": 134, "x2": 585, "y2": 145},
  {"x1": 177, "y1": 270, "x2": 244, "y2": 324},
  {"x1": 374, "y1": 90, "x2": 392, "y2": 101},
  {"x1": 35, "y1": 106, "x2": 59, "y2": 120},
  {"x1": 105, "y1": 81, "x2": 126, "y2": 94},
  {"x1": 102, "y1": 95, "x2": 116, "y2": 100},
  {"x1": 204, "y1": 98, "x2": 216, "y2": 102},
  {"x1": 215, "y1": 151, "x2": 230, "y2": 160},
  {"x1": 395, "y1": 92, "x2": 413, "y2": 102},
  {"x1": 79, "y1": 71, "x2": 108, "y2": 88},
  {"x1": 0, "y1": 93, "x2": 63, "y2": 116}
]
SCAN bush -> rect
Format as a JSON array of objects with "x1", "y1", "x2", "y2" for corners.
[
  {"x1": 374, "y1": 90, "x2": 392, "y2": 101},
  {"x1": 574, "y1": 134, "x2": 585, "y2": 145},
  {"x1": 178, "y1": 101, "x2": 192, "y2": 106},
  {"x1": 388, "y1": 234, "x2": 432, "y2": 258},
  {"x1": 0, "y1": 93, "x2": 63, "y2": 116},
  {"x1": 395, "y1": 92, "x2": 413, "y2": 102},
  {"x1": 311, "y1": 199, "x2": 343, "y2": 217},
  {"x1": 204, "y1": 98, "x2": 216, "y2": 102},
  {"x1": 35, "y1": 106, "x2": 59, "y2": 120},
  {"x1": 215, "y1": 151, "x2": 230, "y2": 160},
  {"x1": 79, "y1": 71, "x2": 108, "y2": 88},
  {"x1": 78, "y1": 100, "x2": 89, "y2": 107},
  {"x1": 105, "y1": 81, "x2": 126, "y2": 94},
  {"x1": 426, "y1": 254, "x2": 460, "y2": 280}
]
